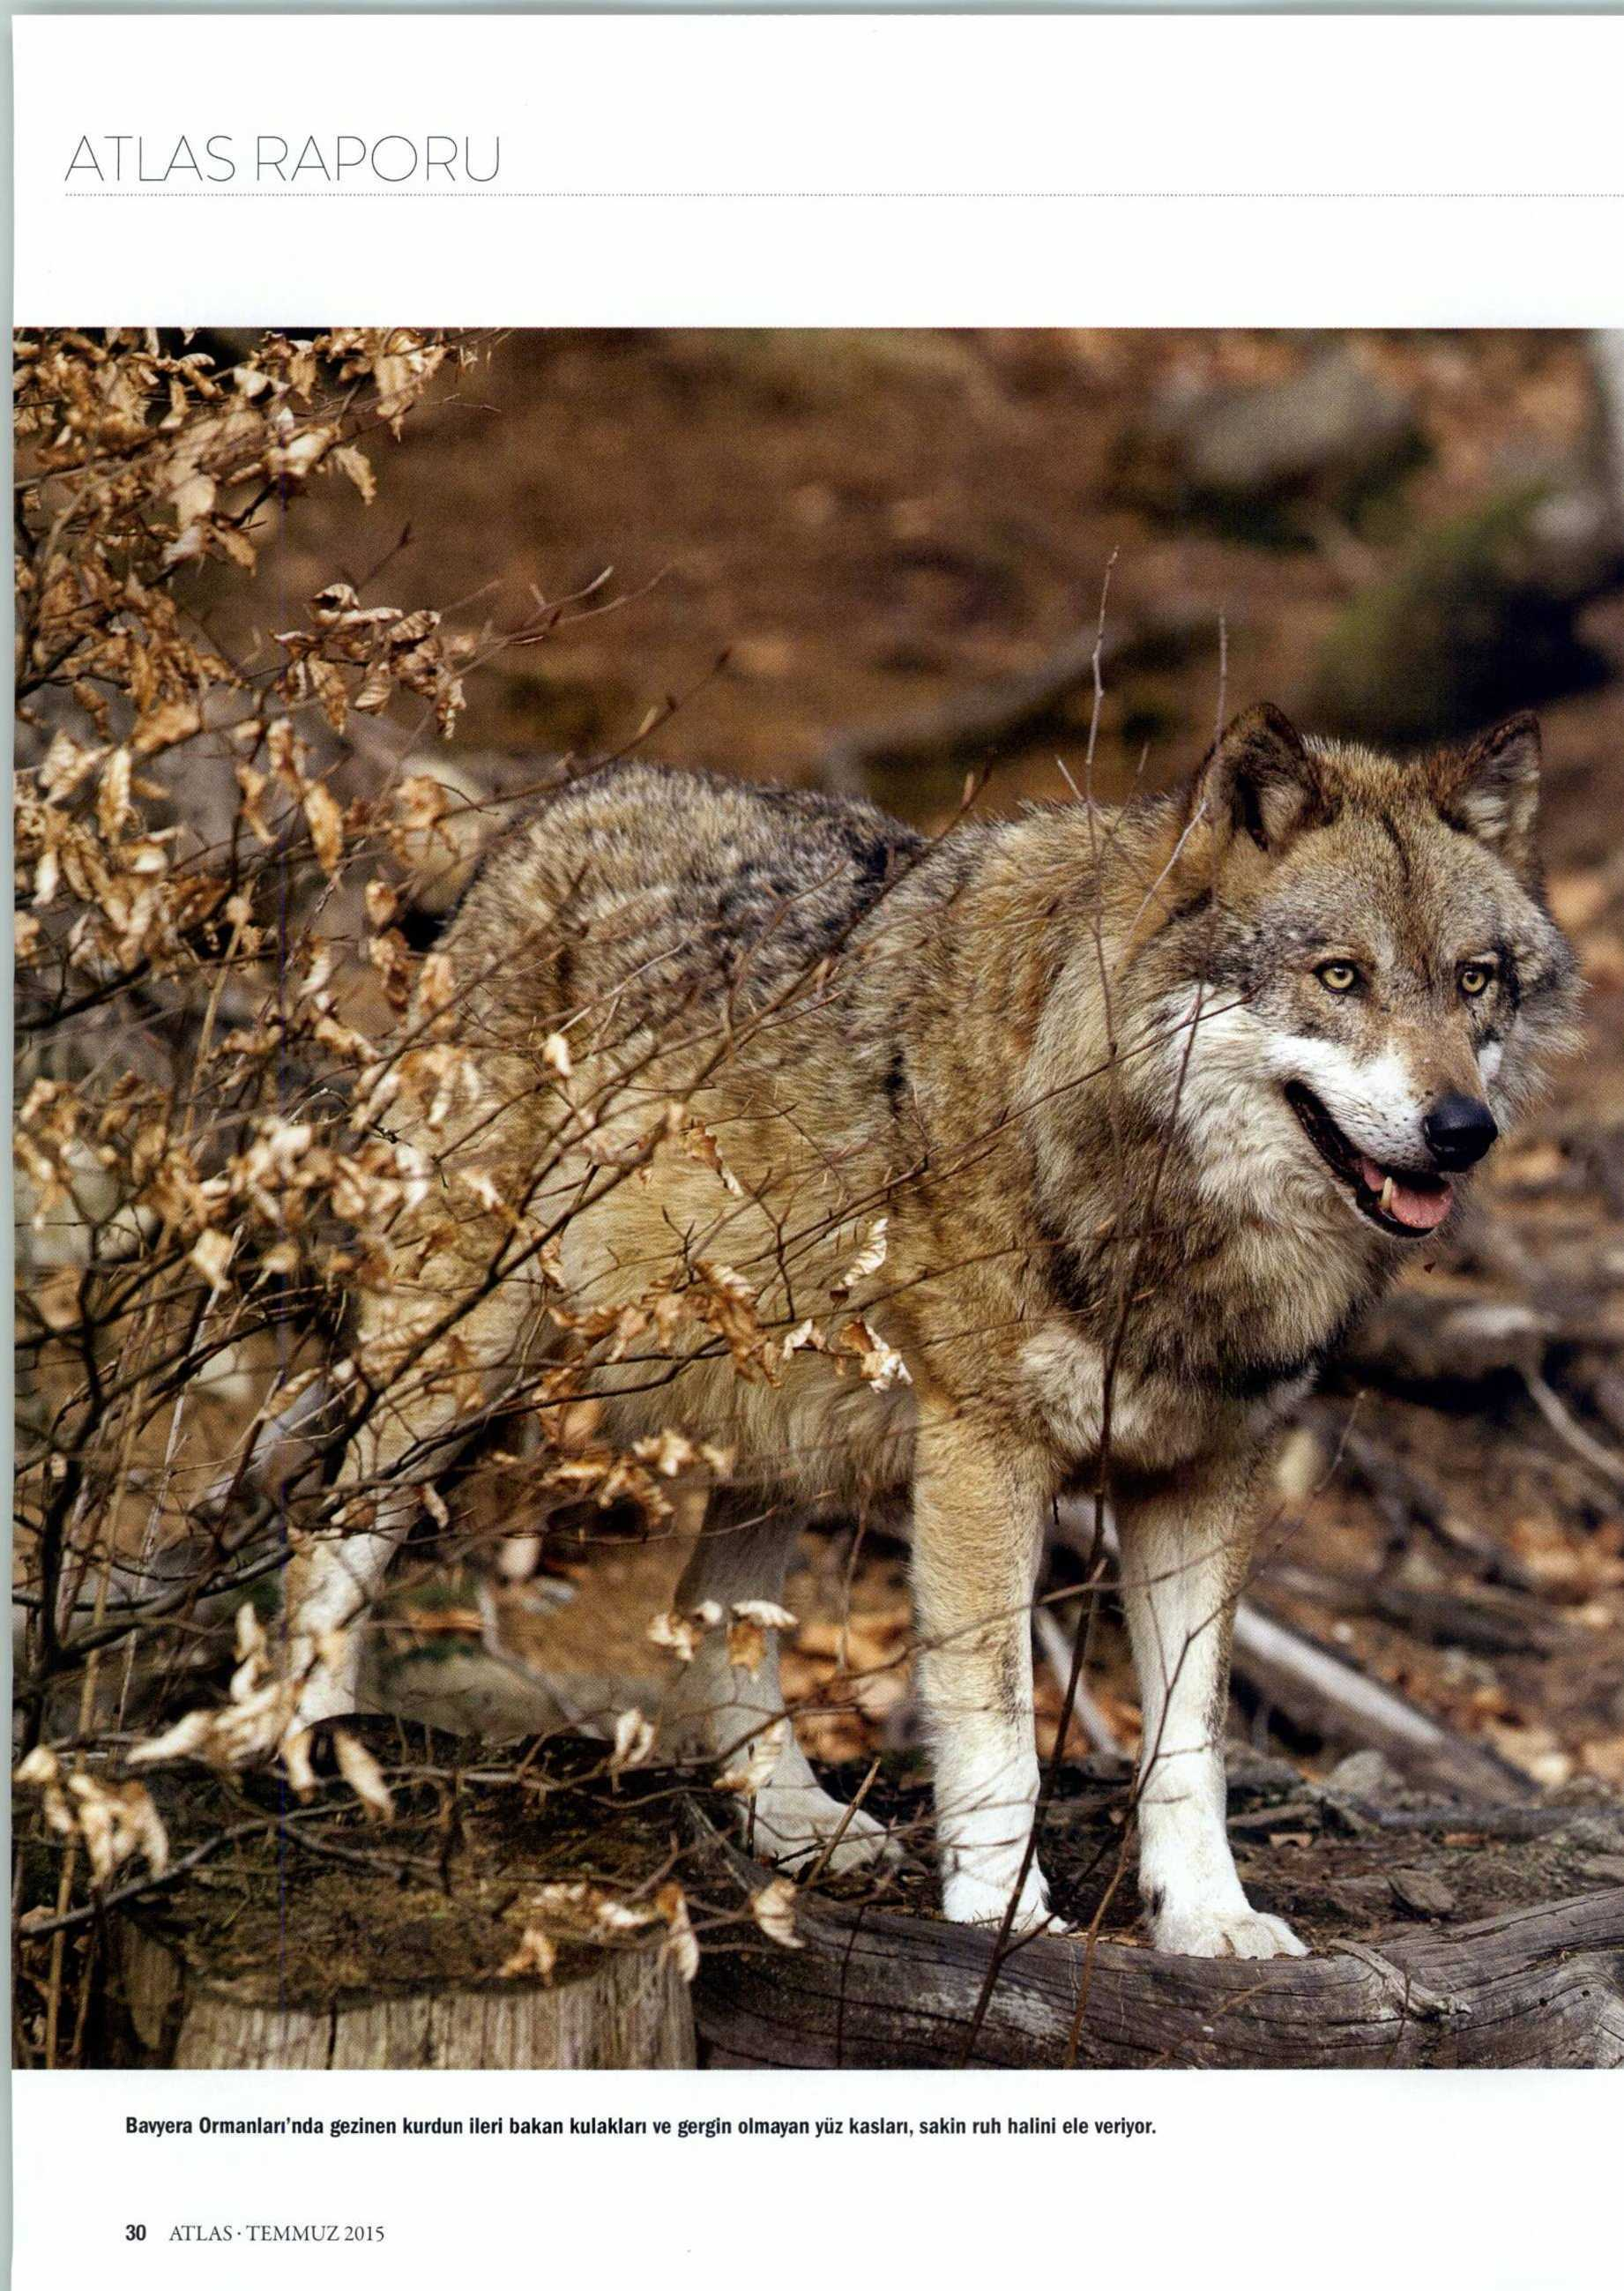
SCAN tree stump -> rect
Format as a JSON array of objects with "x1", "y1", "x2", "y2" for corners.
[
  {"x1": 83, "y1": 1730, "x2": 696, "y2": 2071},
  {"x1": 110, "y1": 1918, "x2": 693, "y2": 2071}
]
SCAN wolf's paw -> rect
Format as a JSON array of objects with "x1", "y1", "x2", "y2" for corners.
[
  {"x1": 750, "y1": 1785, "x2": 894, "y2": 1877},
  {"x1": 1151, "y1": 1901, "x2": 1308, "y2": 1959},
  {"x1": 942, "y1": 1861, "x2": 1057, "y2": 1937}
]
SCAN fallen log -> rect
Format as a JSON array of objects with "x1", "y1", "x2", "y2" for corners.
[
  {"x1": 1227, "y1": 1601, "x2": 1528, "y2": 1798},
  {"x1": 1054, "y1": 1501, "x2": 1526, "y2": 1799},
  {"x1": 695, "y1": 1867, "x2": 1624, "y2": 2071},
  {"x1": 1265, "y1": 1559, "x2": 1565, "y2": 1658}
]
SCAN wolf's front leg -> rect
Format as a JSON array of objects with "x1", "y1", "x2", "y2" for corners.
[
  {"x1": 912, "y1": 1415, "x2": 1054, "y2": 1932},
  {"x1": 1116, "y1": 1459, "x2": 1307, "y2": 1959}
]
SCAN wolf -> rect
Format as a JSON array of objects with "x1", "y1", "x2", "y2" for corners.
[{"x1": 286, "y1": 704, "x2": 1576, "y2": 1957}]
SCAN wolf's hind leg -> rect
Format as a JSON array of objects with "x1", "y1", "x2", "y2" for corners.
[
  {"x1": 1116, "y1": 1461, "x2": 1307, "y2": 1959},
  {"x1": 659, "y1": 1491, "x2": 891, "y2": 1876},
  {"x1": 284, "y1": 1273, "x2": 540, "y2": 1732}
]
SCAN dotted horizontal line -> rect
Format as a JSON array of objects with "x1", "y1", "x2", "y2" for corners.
[{"x1": 60, "y1": 189, "x2": 1624, "y2": 200}]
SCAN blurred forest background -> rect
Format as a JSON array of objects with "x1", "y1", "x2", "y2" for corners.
[{"x1": 15, "y1": 327, "x2": 1624, "y2": 2065}]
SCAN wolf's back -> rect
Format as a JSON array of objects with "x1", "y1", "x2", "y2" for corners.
[{"x1": 446, "y1": 760, "x2": 925, "y2": 1052}]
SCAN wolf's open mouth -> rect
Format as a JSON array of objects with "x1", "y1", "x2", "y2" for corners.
[{"x1": 1283, "y1": 1083, "x2": 1454, "y2": 1237}]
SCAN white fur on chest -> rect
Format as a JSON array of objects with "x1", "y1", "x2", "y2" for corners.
[
  {"x1": 1018, "y1": 1318, "x2": 1313, "y2": 1476},
  {"x1": 1018, "y1": 1323, "x2": 1206, "y2": 1474}
]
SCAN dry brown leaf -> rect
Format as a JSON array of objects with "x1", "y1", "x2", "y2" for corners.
[
  {"x1": 750, "y1": 1876, "x2": 806, "y2": 1950},
  {"x1": 332, "y1": 1728, "x2": 394, "y2": 1823},
  {"x1": 501, "y1": 1925, "x2": 558, "y2": 1982},
  {"x1": 726, "y1": 1599, "x2": 797, "y2": 1675},
  {"x1": 647, "y1": 1601, "x2": 723, "y2": 1663}
]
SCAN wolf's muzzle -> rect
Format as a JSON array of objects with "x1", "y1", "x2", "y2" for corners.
[{"x1": 1422, "y1": 1092, "x2": 1499, "y2": 1171}]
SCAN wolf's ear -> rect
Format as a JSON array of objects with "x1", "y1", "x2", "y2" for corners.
[
  {"x1": 1428, "y1": 713, "x2": 1542, "y2": 870},
  {"x1": 1193, "y1": 704, "x2": 1326, "y2": 856}
]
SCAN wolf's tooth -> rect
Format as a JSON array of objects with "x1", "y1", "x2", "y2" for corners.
[{"x1": 1379, "y1": 1175, "x2": 1396, "y2": 1213}]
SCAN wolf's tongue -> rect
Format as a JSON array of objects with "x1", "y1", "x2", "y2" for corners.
[{"x1": 1356, "y1": 1153, "x2": 1453, "y2": 1232}]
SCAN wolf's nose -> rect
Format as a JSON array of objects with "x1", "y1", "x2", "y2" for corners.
[{"x1": 1423, "y1": 1093, "x2": 1499, "y2": 1170}]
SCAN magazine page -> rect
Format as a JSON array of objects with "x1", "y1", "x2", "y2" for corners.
[{"x1": 10, "y1": 12, "x2": 1621, "y2": 2286}]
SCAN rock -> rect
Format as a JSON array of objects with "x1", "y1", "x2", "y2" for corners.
[
  {"x1": 1111, "y1": 346, "x2": 1424, "y2": 541},
  {"x1": 1077, "y1": 1750, "x2": 1136, "y2": 1786},
  {"x1": 340, "y1": 719, "x2": 522, "y2": 922},
  {"x1": 1225, "y1": 1746, "x2": 1307, "y2": 1797},
  {"x1": 1325, "y1": 1748, "x2": 1408, "y2": 1802},
  {"x1": 1388, "y1": 1868, "x2": 1458, "y2": 1918},
  {"x1": 1560, "y1": 1812, "x2": 1624, "y2": 1853}
]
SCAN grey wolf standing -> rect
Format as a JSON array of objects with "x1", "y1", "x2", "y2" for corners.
[{"x1": 287, "y1": 705, "x2": 1576, "y2": 1956}]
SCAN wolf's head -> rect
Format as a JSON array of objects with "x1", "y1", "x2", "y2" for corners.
[{"x1": 1151, "y1": 703, "x2": 1579, "y2": 1242}]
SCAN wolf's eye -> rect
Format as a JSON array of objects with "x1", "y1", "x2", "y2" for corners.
[
  {"x1": 1458, "y1": 960, "x2": 1495, "y2": 997},
  {"x1": 1315, "y1": 960, "x2": 1360, "y2": 995}
]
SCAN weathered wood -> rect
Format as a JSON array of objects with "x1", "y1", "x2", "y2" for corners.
[
  {"x1": 695, "y1": 1847, "x2": 1624, "y2": 2070},
  {"x1": 110, "y1": 1920, "x2": 696, "y2": 2071},
  {"x1": 1267, "y1": 1559, "x2": 1564, "y2": 1658},
  {"x1": 1227, "y1": 1602, "x2": 1530, "y2": 1797}
]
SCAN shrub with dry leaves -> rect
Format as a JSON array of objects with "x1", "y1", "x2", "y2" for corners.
[{"x1": 11, "y1": 327, "x2": 815, "y2": 2064}]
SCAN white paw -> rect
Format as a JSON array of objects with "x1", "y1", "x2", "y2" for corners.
[
  {"x1": 942, "y1": 1860, "x2": 1057, "y2": 1936},
  {"x1": 750, "y1": 1786, "x2": 894, "y2": 1877},
  {"x1": 1151, "y1": 1900, "x2": 1308, "y2": 1959}
]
